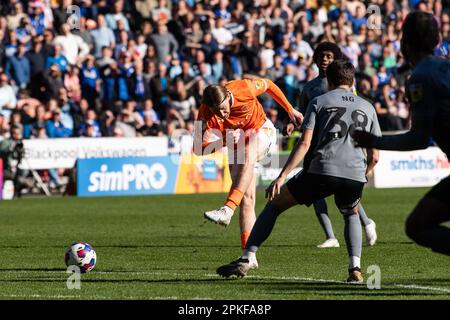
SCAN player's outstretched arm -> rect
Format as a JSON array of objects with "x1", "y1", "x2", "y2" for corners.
[
  {"x1": 257, "y1": 78, "x2": 304, "y2": 126},
  {"x1": 353, "y1": 119, "x2": 431, "y2": 151},
  {"x1": 353, "y1": 80, "x2": 434, "y2": 151}
]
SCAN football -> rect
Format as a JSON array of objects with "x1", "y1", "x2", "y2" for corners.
[{"x1": 64, "y1": 242, "x2": 97, "y2": 273}]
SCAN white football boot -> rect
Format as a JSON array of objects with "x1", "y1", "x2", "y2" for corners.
[
  {"x1": 317, "y1": 238, "x2": 340, "y2": 248},
  {"x1": 204, "y1": 206, "x2": 234, "y2": 227}
]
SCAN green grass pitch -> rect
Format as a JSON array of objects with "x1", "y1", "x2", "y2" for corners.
[{"x1": 0, "y1": 188, "x2": 449, "y2": 300}]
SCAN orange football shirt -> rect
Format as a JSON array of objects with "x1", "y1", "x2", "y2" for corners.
[{"x1": 197, "y1": 79, "x2": 268, "y2": 135}]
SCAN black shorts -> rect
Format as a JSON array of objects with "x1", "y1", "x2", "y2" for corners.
[
  {"x1": 426, "y1": 175, "x2": 450, "y2": 205},
  {"x1": 286, "y1": 171, "x2": 364, "y2": 211}
]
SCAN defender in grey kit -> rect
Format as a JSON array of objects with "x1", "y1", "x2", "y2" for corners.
[
  {"x1": 285, "y1": 42, "x2": 377, "y2": 248},
  {"x1": 217, "y1": 60, "x2": 380, "y2": 283}
]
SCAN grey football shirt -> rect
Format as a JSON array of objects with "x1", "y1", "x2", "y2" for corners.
[
  {"x1": 302, "y1": 88, "x2": 382, "y2": 183},
  {"x1": 298, "y1": 76, "x2": 328, "y2": 114}
]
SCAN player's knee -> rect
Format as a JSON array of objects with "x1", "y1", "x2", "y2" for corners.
[
  {"x1": 338, "y1": 204, "x2": 359, "y2": 216},
  {"x1": 241, "y1": 194, "x2": 255, "y2": 211},
  {"x1": 405, "y1": 211, "x2": 423, "y2": 243},
  {"x1": 242, "y1": 193, "x2": 255, "y2": 206}
]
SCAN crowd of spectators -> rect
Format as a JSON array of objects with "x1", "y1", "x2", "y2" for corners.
[{"x1": 0, "y1": 0, "x2": 448, "y2": 145}]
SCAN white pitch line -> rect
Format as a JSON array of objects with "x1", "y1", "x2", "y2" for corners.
[
  {"x1": 2, "y1": 270, "x2": 449, "y2": 297},
  {"x1": 392, "y1": 284, "x2": 450, "y2": 294},
  {"x1": 205, "y1": 273, "x2": 450, "y2": 294}
]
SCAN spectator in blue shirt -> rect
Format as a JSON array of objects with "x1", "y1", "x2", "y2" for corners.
[
  {"x1": 90, "y1": 14, "x2": 116, "y2": 58},
  {"x1": 5, "y1": 43, "x2": 30, "y2": 89},
  {"x1": 29, "y1": 2, "x2": 46, "y2": 36},
  {"x1": 46, "y1": 109, "x2": 72, "y2": 138},
  {"x1": 80, "y1": 55, "x2": 100, "y2": 108},
  {"x1": 78, "y1": 110, "x2": 102, "y2": 137},
  {"x1": 45, "y1": 44, "x2": 68, "y2": 73},
  {"x1": 351, "y1": 6, "x2": 367, "y2": 33}
]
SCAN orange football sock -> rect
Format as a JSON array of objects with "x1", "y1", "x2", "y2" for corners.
[
  {"x1": 224, "y1": 188, "x2": 244, "y2": 210},
  {"x1": 241, "y1": 231, "x2": 250, "y2": 250}
]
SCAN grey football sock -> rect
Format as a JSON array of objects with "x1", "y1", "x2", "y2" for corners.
[
  {"x1": 313, "y1": 199, "x2": 336, "y2": 240},
  {"x1": 344, "y1": 213, "x2": 362, "y2": 265},
  {"x1": 245, "y1": 202, "x2": 280, "y2": 253},
  {"x1": 358, "y1": 203, "x2": 371, "y2": 226}
]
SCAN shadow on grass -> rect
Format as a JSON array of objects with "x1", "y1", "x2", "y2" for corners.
[
  {"x1": 0, "y1": 244, "x2": 326, "y2": 249},
  {"x1": 0, "y1": 277, "x2": 447, "y2": 297}
]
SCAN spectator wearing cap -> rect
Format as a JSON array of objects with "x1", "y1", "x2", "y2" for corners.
[{"x1": 5, "y1": 43, "x2": 30, "y2": 89}]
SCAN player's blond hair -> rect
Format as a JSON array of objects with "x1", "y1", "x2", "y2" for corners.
[{"x1": 202, "y1": 85, "x2": 229, "y2": 109}]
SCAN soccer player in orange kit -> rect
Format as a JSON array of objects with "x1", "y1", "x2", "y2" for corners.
[{"x1": 193, "y1": 78, "x2": 303, "y2": 257}]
